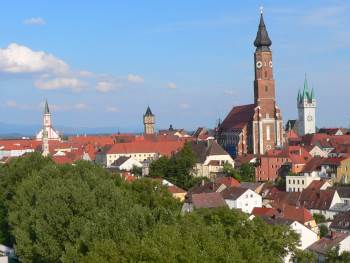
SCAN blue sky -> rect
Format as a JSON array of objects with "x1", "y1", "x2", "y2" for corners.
[{"x1": 0, "y1": 0, "x2": 349, "y2": 132}]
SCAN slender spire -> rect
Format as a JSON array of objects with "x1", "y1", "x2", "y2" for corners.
[
  {"x1": 302, "y1": 74, "x2": 310, "y2": 100},
  {"x1": 297, "y1": 89, "x2": 301, "y2": 103},
  {"x1": 254, "y1": 7, "x2": 272, "y2": 51},
  {"x1": 144, "y1": 106, "x2": 154, "y2": 116},
  {"x1": 44, "y1": 100, "x2": 50, "y2": 114}
]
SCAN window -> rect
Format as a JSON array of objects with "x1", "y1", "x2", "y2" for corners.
[
  {"x1": 293, "y1": 180, "x2": 295, "y2": 184},
  {"x1": 289, "y1": 180, "x2": 291, "y2": 184},
  {"x1": 265, "y1": 86, "x2": 268, "y2": 92},
  {"x1": 302, "y1": 180, "x2": 304, "y2": 184},
  {"x1": 264, "y1": 71, "x2": 268, "y2": 78},
  {"x1": 297, "y1": 180, "x2": 299, "y2": 184},
  {"x1": 266, "y1": 126, "x2": 270, "y2": 141}
]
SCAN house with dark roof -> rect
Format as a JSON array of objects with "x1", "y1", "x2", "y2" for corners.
[
  {"x1": 181, "y1": 192, "x2": 227, "y2": 213},
  {"x1": 110, "y1": 156, "x2": 142, "y2": 171},
  {"x1": 330, "y1": 210, "x2": 350, "y2": 233},
  {"x1": 308, "y1": 232, "x2": 350, "y2": 263},
  {"x1": 221, "y1": 186, "x2": 262, "y2": 213},
  {"x1": 189, "y1": 140, "x2": 235, "y2": 178}
]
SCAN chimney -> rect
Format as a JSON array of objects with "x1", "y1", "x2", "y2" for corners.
[{"x1": 331, "y1": 231, "x2": 336, "y2": 239}]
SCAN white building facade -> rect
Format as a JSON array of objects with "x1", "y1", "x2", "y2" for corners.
[{"x1": 297, "y1": 77, "x2": 316, "y2": 136}]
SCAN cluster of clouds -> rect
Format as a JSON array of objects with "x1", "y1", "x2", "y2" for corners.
[
  {"x1": 0, "y1": 43, "x2": 149, "y2": 93},
  {"x1": 4, "y1": 100, "x2": 88, "y2": 111}
]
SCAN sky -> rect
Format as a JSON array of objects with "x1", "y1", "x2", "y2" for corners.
[{"x1": 0, "y1": 0, "x2": 349, "y2": 133}]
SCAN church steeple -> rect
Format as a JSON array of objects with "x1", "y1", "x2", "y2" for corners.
[
  {"x1": 44, "y1": 100, "x2": 50, "y2": 114},
  {"x1": 254, "y1": 8, "x2": 272, "y2": 51}
]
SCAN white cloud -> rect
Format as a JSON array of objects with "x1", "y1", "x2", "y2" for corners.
[
  {"x1": 0, "y1": 43, "x2": 69, "y2": 74},
  {"x1": 303, "y1": 6, "x2": 347, "y2": 27},
  {"x1": 4, "y1": 100, "x2": 31, "y2": 110},
  {"x1": 127, "y1": 74, "x2": 144, "y2": 83},
  {"x1": 106, "y1": 106, "x2": 119, "y2": 112},
  {"x1": 35, "y1": 77, "x2": 85, "y2": 92},
  {"x1": 96, "y1": 81, "x2": 113, "y2": 92},
  {"x1": 78, "y1": 70, "x2": 93, "y2": 77},
  {"x1": 74, "y1": 103, "x2": 88, "y2": 110},
  {"x1": 23, "y1": 17, "x2": 46, "y2": 25},
  {"x1": 167, "y1": 82, "x2": 177, "y2": 89}
]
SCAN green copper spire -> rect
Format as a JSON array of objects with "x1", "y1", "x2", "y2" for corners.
[
  {"x1": 310, "y1": 87, "x2": 315, "y2": 100},
  {"x1": 44, "y1": 100, "x2": 50, "y2": 114}
]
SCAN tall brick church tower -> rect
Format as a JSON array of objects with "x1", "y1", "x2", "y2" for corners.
[
  {"x1": 252, "y1": 10, "x2": 283, "y2": 154},
  {"x1": 218, "y1": 9, "x2": 283, "y2": 156}
]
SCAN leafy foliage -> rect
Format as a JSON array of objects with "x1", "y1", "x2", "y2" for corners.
[
  {"x1": 326, "y1": 245, "x2": 350, "y2": 262},
  {"x1": 319, "y1": 224, "x2": 329, "y2": 238},
  {"x1": 0, "y1": 153, "x2": 301, "y2": 262},
  {"x1": 313, "y1": 213, "x2": 326, "y2": 224},
  {"x1": 149, "y1": 142, "x2": 199, "y2": 189}
]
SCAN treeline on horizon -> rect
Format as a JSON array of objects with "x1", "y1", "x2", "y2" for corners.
[{"x1": 0, "y1": 152, "x2": 317, "y2": 262}]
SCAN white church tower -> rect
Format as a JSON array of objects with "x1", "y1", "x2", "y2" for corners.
[
  {"x1": 297, "y1": 76, "x2": 316, "y2": 135},
  {"x1": 36, "y1": 100, "x2": 61, "y2": 141}
]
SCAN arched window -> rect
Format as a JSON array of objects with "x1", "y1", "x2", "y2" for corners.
[{"x1": 265, "y1": 86, "x2": 268, "y2": 92}]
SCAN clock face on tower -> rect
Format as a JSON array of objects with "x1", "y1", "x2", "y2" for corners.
[
  {"x1": 256, "y1": 61, "x2": 262, "y2": 69},
  {"x1": 307, "y1": 115, "x2": 313, "y2": 121},
  {"x1": 269, "y1": 61, "x2": 273, "y2": 67}
]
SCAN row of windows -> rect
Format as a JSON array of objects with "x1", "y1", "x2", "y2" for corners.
[
  {"x1": 288, "y1": 187, "x2": 302, "y2": 192},
  {"x1": 288, "y1": 179, "x2": 305, "y2": 185}
]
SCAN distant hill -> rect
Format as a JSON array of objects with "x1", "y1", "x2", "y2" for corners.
[{"x1": 0, "y1": 122, "x2": 142, "y2": 138}]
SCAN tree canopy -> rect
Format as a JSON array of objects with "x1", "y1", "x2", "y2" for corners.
[{"x1": 0, "y1": 153, "x2": 303, "y2": 262}]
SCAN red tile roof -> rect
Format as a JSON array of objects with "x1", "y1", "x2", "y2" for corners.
[
  {"x1": 168, "y1": 185, "x2": 186, "y2": 194},
  {"x1": 308, "y1": 232, "x2": 350, "y2": 255},
  {"x1": 251, "y1": 207, "x2": 277, "y2": 217},
  {"x1": 191, "y1": 192, "x2": 227, "y2": 209},
  {"x1": 102, "y1": 141, "x2": 185, "y2": 157},
  {"x1": 220, "y1": 104, "x2": 255, "y2": 130},
  {"x1": 215, "y1": 177, "x2": 240, "y2": 187}
]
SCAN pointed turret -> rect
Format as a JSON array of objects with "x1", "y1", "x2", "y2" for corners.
[
  {"x1": 310, "y1": 87, "x2": 315, "y2": 100},
  {"x1": 301, "y1": 75, "x2": 311, "y2": 101},
  {"x1": 144, "y1": 106, "x2": 154, "y2": 116},
  {"x1": 254, "y1": 9, "x2": 272, "y2": 51},
  {"x1": 44, "y1": 100, "x2": 50, "y2": 114},
  {"x1": 297, "y1": 89, "x2": 301, "y2": 104}
]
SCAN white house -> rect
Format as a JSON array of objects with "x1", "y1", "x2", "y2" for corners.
[
  {"x1": 308, "y1": 232, "x2": 350, "y2": 263},
  {"x1": 222, "y1": 187, "x2": 262, "y2": 213},
  {"x1": 95, "y1": 141, "x2": 183, "y2": 167},
  {"x1": 190, "y1": 140, "x2": 235, "y2": 178},
  {"x1": 110, "y1": 156, "x2": 142, "y2": 171}
]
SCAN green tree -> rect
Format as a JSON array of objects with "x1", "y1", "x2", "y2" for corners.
[
  {"x1": 239, "y1": 163, "x2": 256, "y2": 182},
  {"x1": 319, "y1": 224, "x2": 329, "y2": 238},
  {"x1": 222, "y1": 162, "x2": 241, "y2": 181},
  {"x1": 313, "y1": 213, "x2": 326, "y2": 224}
]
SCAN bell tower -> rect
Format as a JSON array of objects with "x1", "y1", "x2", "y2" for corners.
[
  {"x1": 143, "y1": 106, "x2": 155, "y2": 135},
  {"x1": 297, "y1": 76, "x2": 316, "y2": 135},
  {"x1": 252, "y1": 8, "x2": 283, "y2": 154}
]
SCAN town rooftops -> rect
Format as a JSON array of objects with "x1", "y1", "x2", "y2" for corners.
[
  {"x1": 318, "y1": 128, "x2": 348, "y2": 136},
  {"x1": 219, "y1": 104, "x2": 255, "y2": 131},
  {"x1": 330, "y1": 186, "x2": 350, "y2": 199},
  {"x1": 330, "y1": 210, "x2": 350, "y2": 231},
  {"x1": 191, "y1": 192, "x2": 227, "y2": 209},
  {"x1": 189, "y1": 140, "x2": 229, "y2": 163},
  {"x1": 215, "y1": 177, "x2": 240, "y2": 188},
  {"x1": 307, "y1": 232, "x2": 350, "y2": 255},
  {"x1": 110, "y1": 156, "x2": 131, "y2": 167},
  {"x1": 221, "y1": 187, "x2": 249, "y2": 200},
  {"x1": 98, "y1": 141, "x2": 184, "y2": 157}
]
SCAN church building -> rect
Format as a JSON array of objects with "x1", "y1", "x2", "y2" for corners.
[
  {"x1": 36, "y1": 100, "x2": 61, "y2": 141},
  {"x1": 218, "y1": 10, "x2": 283, "y2": 156}
]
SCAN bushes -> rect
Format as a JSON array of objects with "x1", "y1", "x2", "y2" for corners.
[{"x1": 0, "y1": 153, "x2": 299, "y2": 262}]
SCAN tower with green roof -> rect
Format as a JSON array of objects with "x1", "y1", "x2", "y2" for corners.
[{"x1": 297, "y1": 76, "x2": 316, "y2": 135}]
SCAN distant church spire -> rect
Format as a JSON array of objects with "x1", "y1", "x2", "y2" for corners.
[
  {"x1": 44, "y1": 99, "x2": 50, "y2": 114},
  {"x1": 254, "y1": 7, "x2": 272, "y2": 51}
]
